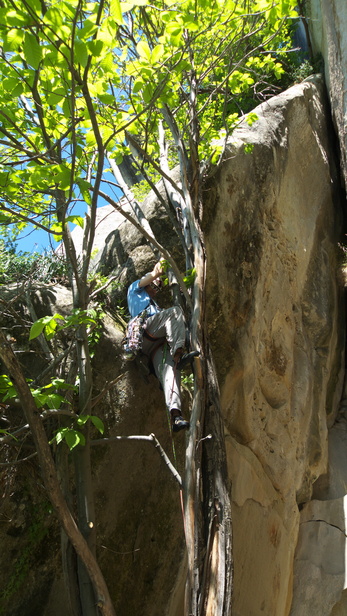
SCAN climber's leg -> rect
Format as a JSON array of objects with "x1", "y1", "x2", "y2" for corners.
[
  {"x1": 145, "y1": 306, "x2": 186, "y2": 357},
  {"x1": 151, "y1": 344, "x2": 182, "y2": 413}
]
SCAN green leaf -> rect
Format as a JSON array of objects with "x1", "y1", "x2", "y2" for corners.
[
  {"x1": 43, "y1": 6, "x2": 63, "y2": 28},
  {"x1": 0, "y1": 212, "x2": 12, "y2": 224},
  {"x1": 87, "y1": 39, "x2": 104, "y2": 57},
  {"x1": 164, "y1": 22, "x2": 183, "y2": 44},
  {"x1": 151, "y1": 44, "x2": 164, "y2": 64},
  {"x1": 4, "y1": 28, "x2": 24, "y2": 50},
  {"x1": 50, "y1": 378, "x2": 77, "y2": 391},
  {"x1": 47, "y1": 86, "x2": 66, "y2": 106},
  {"x1": 0, "y1": 429, "x2": 17, "y2": 440},
  {"x1": 44, "y1": 318, "x2": 58, "y2": 341},
  {"x1": 50, "y1": 222, "x2": 63, "y2": 241},
  {"x1": 137, "y1": 40, "x2": 151, "y2": 61},
  {"x1": 26, "y1": 0, "x2": 42, "y2": 12},
  {"x1": 91, "y1": 415, "x2": 104, "y2": 434},
  {"x1": 79, "y1": 19, "x2": 99, "y2": 41},
  {"x1": 54, "y1": 428, "x2": 85, "y2": 450},
  {"x1": 100, "y1": 52, "x2": 115, "y2": 72},
  {"x1": 65, "y1": 429, "x2": 85, "y2": 450},
  {"x1": 133, "y1": 79, "x2": 143, "y2": 93},
  {"x1": 45, "y1": 393, "x2": 64, "y2": 409},
  {"x1": 29, "y1": 316, "x2": 51, "y2": 340},
  {"x1": 62, "y1": 96, "x2": 72, "y2": 119},
  {"x1": 55, "y1": 429, "x2": 66, "y2": 445},
  {"x1": 6, "y1": 9, "x2": 31, "y2": 26},
  {"x1": 142, "y1": 83, "x2": 153, "y2": 103},
  {"x1": 76, "y1": 178, "x2": 92, "y2": 205},
  {"x1": 75, "y1": 39, "x2": 89, "y2": 67},
  {"x1": 66, "y1": 215, "x2": 84, "y2": 229},
  {"x1": 23, "y1": 32, "x2": 42, "y2": 69},
  {"x1": 110, "y1": 0, "x2": 123, "y2": 24},
  {"x1": 77, "y1": 415, "x2": 89, "y2": 426},
  {"x1": 246, "y1": 112, "x2": 258, "y2": 126},
  {"x1": 29, "y1": 314, "x2": 64, "y2": 341}
]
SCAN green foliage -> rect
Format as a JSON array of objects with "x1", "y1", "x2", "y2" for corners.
[
  {"x1": 29, "y1": 308, "x2": 104, "y2": 342},
  {"x1": 54, "y1": 426, "x2": 86, "y2": 450},
  {"x1": 0, "y1": 241, "x2": 68, "y2": 285},
  {"x1": 117, "y1": 0, "x2": 298, "y2": 176},
  {"x1": 0, "y1": 374, "x2": 17, "y2": 401},
  {"x1": 0, "y1": 428, "x2": 17, "y2": 439},
  {"x1": 0, "y1": 0, "x2": 298, "y2": 245},
  {"x1": 183, "y1": 268, "x2": 197, "y2": 288},
  {"x1": 86, "y1": 306, "x2": 106, "y2": 357},
  {"x1": 53, "y1": 414, "x2": 105, "y2": 450},
  {"x1": 87, "y1": 272, "x2": 108, "y2": 287},
  {"x1": 0, "y1": 374, "x2": 76, "y2": 409},
  {"x1": 288, "y1": 58, "x2": 315, "y2": 83},
  {"x1": 132, "y1": 166, "x2": 162, "y2": 202},
  {"x1": 244, "y1": 143, "x2": 255, "y2": 154}
]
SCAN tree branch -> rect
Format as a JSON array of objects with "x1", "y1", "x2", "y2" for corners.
[{"x1": 91, "y1": 433, "x2": 182, "y2": 486}]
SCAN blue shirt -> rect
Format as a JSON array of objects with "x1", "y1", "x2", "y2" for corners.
[{"x1": 127, "y1": 280, "x2": 160, "y2": 318}]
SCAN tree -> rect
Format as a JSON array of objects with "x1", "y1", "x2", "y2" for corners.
[{"x1": 0, "y1": 1, "x2": 297, "y2": 614}]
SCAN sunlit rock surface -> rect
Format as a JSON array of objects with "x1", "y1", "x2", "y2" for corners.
[{"x1": 203, "y1": 76, "x2": 344, "y2": 616}]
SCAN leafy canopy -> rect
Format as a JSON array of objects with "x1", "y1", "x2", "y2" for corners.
[{"x1": 0, "y1": 0, "x2": 298, "y2": 241}]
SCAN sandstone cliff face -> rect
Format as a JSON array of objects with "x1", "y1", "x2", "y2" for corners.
[
  {"x1": 308, "y1": 0, "x2": 347, "y2": 190},
  {"x1": 0, "y1": 81, "x2": 344, "y2": 615},
  {"x1": 203, "y1": 76, "x2": 344, "y2": 616}
]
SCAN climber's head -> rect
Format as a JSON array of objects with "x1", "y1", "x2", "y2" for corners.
[{"x1": 146, "y1": 279, "x2": 162, "y2": 297}]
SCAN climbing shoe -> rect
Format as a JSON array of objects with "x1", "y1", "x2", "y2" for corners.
[
  {"x1": 172, "y1": 415, "x2": 190, "y2": 433},
  {"x1": 176, "y1": 350, "x2": 200, "y2": 371}
]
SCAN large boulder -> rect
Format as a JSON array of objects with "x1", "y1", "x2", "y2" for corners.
[{"x1": 203, "y1": 75, "x2": 344, "y2": 616}]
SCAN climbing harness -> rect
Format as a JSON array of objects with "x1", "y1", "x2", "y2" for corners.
[{"x1": 121, "y1": 310, "x2": 149, "y2": 361}]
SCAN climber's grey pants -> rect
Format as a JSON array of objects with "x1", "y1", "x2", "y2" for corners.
[
  {"x1": 141, "y1": 306, "x2": 186, "y2": 412},
  {"x1": 145, "y1": 306, "x2": 186, "y2": 356}
]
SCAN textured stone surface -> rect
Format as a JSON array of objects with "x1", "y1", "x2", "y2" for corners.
[
  {"x1": 204, "y1": 76, "x2": 344, "y2": 616},
  {"x1": 308, "y1": 0, "x2": 347, "y2": 189},
  {"x1": 290, "y1": 496, "x2": 347, "y2": 615}
]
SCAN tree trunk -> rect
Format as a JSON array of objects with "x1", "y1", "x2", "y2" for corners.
[
  {"x1": 184, "y1": 270, "x2": 233, "y2": 616},
  {"x1": 57, "y1": 445, "x2": 82, "y2": 616},
  {"x1": 73, "y1": 314, "x2": 99, "y2": 616}
]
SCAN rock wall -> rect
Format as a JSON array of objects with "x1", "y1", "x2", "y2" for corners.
[
  {"x1": 203, "y1": 76, "x2": 344, "y2": 615},
  {"x1": 308, "y1": 0, "x2": 347, "y2": 190}
]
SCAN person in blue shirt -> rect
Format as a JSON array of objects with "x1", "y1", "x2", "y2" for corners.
[{"x1": 127, "y1": 261, "x2": 197, "y2": 432}]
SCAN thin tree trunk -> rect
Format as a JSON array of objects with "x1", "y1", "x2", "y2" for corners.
[
  {"x1": 57, "y1": 444, "x2": 82, "y2": 616},
  {"x1": 74, "y1": 315, "x2": 98, "y2": 616}
]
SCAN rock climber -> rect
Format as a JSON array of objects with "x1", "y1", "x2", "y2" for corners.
[{"x1": 127, "y1": 260, "x2": 198, "y2": 432}]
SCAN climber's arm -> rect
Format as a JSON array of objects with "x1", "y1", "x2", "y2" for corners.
[{"x1": 139, "y1": 261, "x2": 164, "y2": 288}]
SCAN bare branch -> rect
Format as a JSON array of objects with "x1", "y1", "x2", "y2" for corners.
[
  {"x1": 0, "y1": 203, "x2": 62, "y2": 235},
  {"x1": 91, "y1": 432, "x2": 182, "y2": 486}
]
